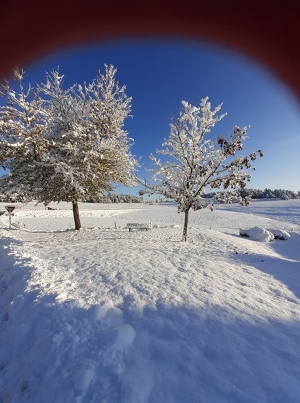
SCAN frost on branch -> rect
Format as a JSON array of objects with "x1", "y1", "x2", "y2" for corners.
[{"x1": 144, "y1": 98, "x2": 263, "y2": 241}]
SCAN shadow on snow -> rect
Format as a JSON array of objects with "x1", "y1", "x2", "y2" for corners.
[
  {"x1": 228, "y1": 232, "x2": 300, "y2": 300},
  {"x1": 0, "y1": 236, "x2": 300, "y2": 403}
]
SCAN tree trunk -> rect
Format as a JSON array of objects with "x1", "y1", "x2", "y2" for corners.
[
  {"x1": 72, "y1": 199, "x2": 81, "y2": 230},
  {"x1": 182, "y1": 207, "x2": 190, "y2": 242}
]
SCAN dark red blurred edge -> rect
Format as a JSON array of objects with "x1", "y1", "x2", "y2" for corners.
[{"x1": 1, "y1": 0, "x2": 300, "y2": 99}]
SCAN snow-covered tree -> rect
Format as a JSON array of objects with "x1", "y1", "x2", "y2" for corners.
[
  {"x1": 145, "y1": 98, "x2": 263, "y2": 241},
  {"x1": 0, "y1": 68, "x2": 49, "y2": 202},
  {"x1": 263, "y1": 188, "x2": 276, "y2": 199},
  {"x1": 40, "y1": 65, "x2": 137, "y2": 229},
  {"x1": 0, "y1": 66, "x2": 137, "y2": 229}
]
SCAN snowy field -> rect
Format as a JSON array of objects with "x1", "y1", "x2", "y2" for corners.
[{"x1": 0, "y1": 199, "x2": 300, "y2": 403}]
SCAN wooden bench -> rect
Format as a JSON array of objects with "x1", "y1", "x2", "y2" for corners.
[{"x1": 126, "y1": 223, "x2": 152, "y2": 232}]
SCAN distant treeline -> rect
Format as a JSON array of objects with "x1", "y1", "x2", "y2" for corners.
[
  {"x1": 0, "y1": 188, "x2": 299, "y2": 204},
  {"x1": 0, "y1": 192, "x2": 154, "y2": 204},
  {"x1": 85, "y1": 194, "x2": 145, "y2": 204},
  {"x1": 204, "y1": 188, "x2": 300, "y2": 200},
  {"x1": 70, "y1": 188, "x2": 300, "y2": 203}
]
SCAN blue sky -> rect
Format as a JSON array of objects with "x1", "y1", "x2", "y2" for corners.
[{"x1": 1, "y1": 38, "x2": 300, "y2": 196}]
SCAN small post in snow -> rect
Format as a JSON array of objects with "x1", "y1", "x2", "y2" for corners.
[{"x1": 4, "y1": 205, "x2": 15, "y2": 229}]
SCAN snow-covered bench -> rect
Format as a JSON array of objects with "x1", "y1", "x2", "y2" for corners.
[{"x1": 126, "y1": 223, "x2": 152, "y2": 232}]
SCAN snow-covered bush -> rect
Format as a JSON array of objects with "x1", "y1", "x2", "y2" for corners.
[
  {"x1": 268, "y1": 229, "x2": 290, "y2": 240},
  {"x1": 240, "y1": 227, "x2": 275, "y2": 242},
  {"x1": 240, "y1": 227, "x2": 290, "y2": 242}
]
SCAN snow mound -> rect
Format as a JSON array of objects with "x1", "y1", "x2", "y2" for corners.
[
  {"x1": 240, "y1": 227, "x2": 275, "y2": 242},
  {"x1": 240, "y1": 227, "x2": 291, "y2": 242},
  {"x1": 268, "y1": 229, "x2": 290, "y2": 240}
]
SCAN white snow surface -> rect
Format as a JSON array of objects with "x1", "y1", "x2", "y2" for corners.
[{"x1": 0, "y1": 199, "x2": 300, "y2": 403}]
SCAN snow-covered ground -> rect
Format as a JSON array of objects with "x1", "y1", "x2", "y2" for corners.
[{"x1": 0, "y1": 199, "x2": 299, "y2": 403}]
